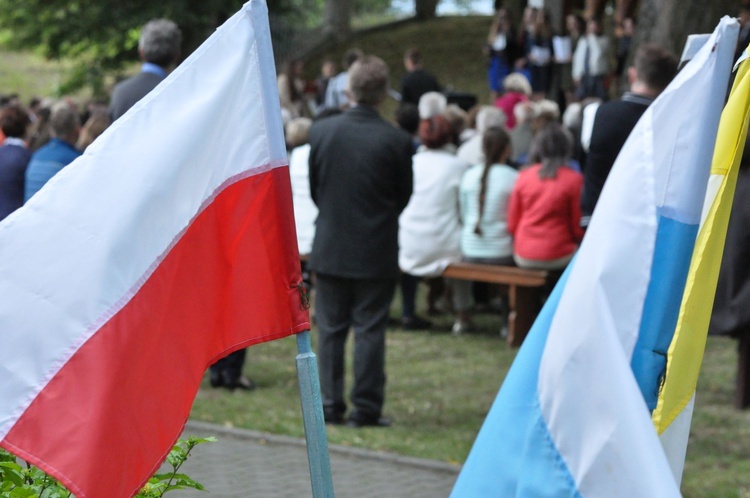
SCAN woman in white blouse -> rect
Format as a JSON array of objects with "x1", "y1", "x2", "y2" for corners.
[{"x1": 398, "y1": 115, "x2": 469, "y2": 329}]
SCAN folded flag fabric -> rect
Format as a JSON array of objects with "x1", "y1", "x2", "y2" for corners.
[
  {"x1": 0, "y1": 1, "x2": 309, "y2": 497},
  {"x1": 654, "y1": 37, "x2": 750, "y2": 479},
  {"x1": 451, "y1": 17, "x2": 738, "y2": 497}
]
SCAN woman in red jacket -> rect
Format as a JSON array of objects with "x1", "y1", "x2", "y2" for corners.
[{"x1": 508, "y1": 122, "x2": 583, "y2": 270}]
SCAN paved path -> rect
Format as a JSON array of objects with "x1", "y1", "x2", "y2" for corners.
[{"x1": 176, "y1": 420, "x2": 461, "y2": 497}]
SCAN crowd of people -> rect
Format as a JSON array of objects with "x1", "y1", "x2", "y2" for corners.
[
  {"x1": 276, "y1": 8, "x2": 691, "y2": 426},
  {"x1": 0, "y1": 96, "x2": 110, "y2": 221},
  {"x1": 284, "y1": 36, "x2": 679, "y2": 331},
  {"x1": 1, "y1": 5, "x2": 737, "y2": 429}
]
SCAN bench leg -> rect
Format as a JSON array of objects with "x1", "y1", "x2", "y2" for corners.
[
  {"x1": 507, "y1": 286, "x2": 540, "y2": 348},
  {"x1": 737, "y1": 333, "x2": 750, "y2": 409}
]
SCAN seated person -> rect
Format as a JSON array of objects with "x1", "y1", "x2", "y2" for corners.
[
  {"x1": 286, "y1": 117, "x2": 317, "y2": 256},
  {"x1": 452, "y1": 126, "x2": 518, "y2": 334},
  {"x1": 508, "y1": 123, "x2": 583, "y2": 273},
  {"x1": 398, "y1": 115, "x2": 468, "y2": 329},
  {"x1": 494, "y1": 72, "x2": 532, "y2": 130}
]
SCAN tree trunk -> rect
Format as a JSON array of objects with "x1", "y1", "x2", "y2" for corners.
[
  {"x1": 323, "y1": 0, "x2": 351, "y2": 40},
  {"x1": 415, "y1": 0, "x2": 440, "y2": 20},
  {"x1": 632, "y1": 0, "x2": 738, "y2": 59}
]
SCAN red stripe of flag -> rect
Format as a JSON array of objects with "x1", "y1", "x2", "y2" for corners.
[{"x1": 1, "y1": 165, "x2": 310, "y2": 498}]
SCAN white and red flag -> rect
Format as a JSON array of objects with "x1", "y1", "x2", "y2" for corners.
[{"x1": 0, "y1": 1, "x2": 309, "y2": 496}]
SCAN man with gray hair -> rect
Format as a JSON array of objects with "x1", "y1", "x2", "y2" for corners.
[
  {"x1": 109, "y1": 19, "x2": 182, "y2": 121},
  {"x1": 308, "y1": 55, "x2": 413, "y2": 428},
  {"x1": 457, "y1": 105, "x2": 506, "y2": 165},
  {"x1": 24, "y1": 102, "x2": 81, "y2": 201}
]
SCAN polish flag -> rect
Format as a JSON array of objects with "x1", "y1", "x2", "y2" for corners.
[{"x1": 0, "y1": 1, "x2": 310, "y2": 497}]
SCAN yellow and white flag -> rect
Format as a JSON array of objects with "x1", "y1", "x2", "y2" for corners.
[{"x1": 655, "y1": 40, "x2": 750, "y2": 482}]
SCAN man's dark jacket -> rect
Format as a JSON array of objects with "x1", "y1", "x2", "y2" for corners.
[
  {"x1": 400, "y1": 69, "x2": 441, "y2": 106},
  {"x1": 308, "y1": 105, "x2": 413, "y2": 279},
  {"x1": 109, "y1": 72, "x2": 164, "y2": 121},
  {"x1": 581, "y1": 93, "x2": 653, "y2": 220}
]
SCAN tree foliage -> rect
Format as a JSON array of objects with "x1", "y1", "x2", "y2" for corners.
[
  {"x1": 0, "y1": 0, "x2": 397, "y2": 94},
  {"x1": 632, "y1": 0, "x2": 738, "y2": 60},
  {"x1": 0, "y1": 0, "x2": 303, "y2": 95}
]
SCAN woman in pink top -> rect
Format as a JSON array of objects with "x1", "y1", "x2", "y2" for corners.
[
  {"x1": 493, "y1": 72, "x2": 531, "y2": 130},
  {"x1": 508, "y1": 123, "x2": 583, "y2": 270}
]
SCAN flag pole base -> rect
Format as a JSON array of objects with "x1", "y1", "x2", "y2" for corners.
[{"x1": 296, "y1": 330, "x2": 334, "y2": 497}]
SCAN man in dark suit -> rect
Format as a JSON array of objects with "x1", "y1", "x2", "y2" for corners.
[
  {"x1": 580, "y1": 44, "x2": 677, "y2": 228},
  {"x1": 109, "y1": 19, "x2": 182, "y2": 121},
  {"x1": 308, "y1": 55, "x2": 413, "y2": 428},
  {"x1": 400, "y1": 47, "x2": 442, "y2": 106}
]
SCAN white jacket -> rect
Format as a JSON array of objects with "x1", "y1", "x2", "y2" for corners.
[
  {"x1": 398, "y1": 147, "x2": 469, "y2": 276},
  {"x1": 572, "y1": 35, "x2": 610, "y2": 80}
]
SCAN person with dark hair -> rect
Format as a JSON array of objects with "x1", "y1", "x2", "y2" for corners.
[
  {"x1": 24, "y1": 102, "x2": 81, "y2": 201},
  {"x1": 395, "y1": 103, "x2": 421, "y2": 153},
  {"x1": 308, "y1": 55, "x2": 413, "y2": 428},
  {"x1": 484, "y1": 8, "x2": 519, "y2": 100},
  {"x1": 572, "y1": 17, "x2": 610, "y2": 101},
  {"x1": 278, "y1": 58, "x2": 311, "y2": 118},
  {"x1": 400, "y1": 47, "x2": 442, "y2": 106},
  {"x1": 109, "y1": 19, "x2": 182, "y2": 121},
  {"x1": 452, "y1": 126, "x2": 518, "y2": 333},
  {"x1": 27, "y1": 101, "x2": 53, "y2": 152},
  {"x1": 580, "y1": 43, "x2": 678, "y2": 227},
  {"x1": 314, "y1": 58, "x2": 337, "y2": 107},
  {"x1": 398, "y1": 115, "x2": 469, "y2": 330},
  {"x1": 0, "y1": 104, "x2": 32, "y2": 221},
  {"x1": 322, "y1": 48, "x2": 364, "y2": 111},
  {"x1": 554, "y1": 14, "x2": 585, "y2": 107},
  {"x1": 76, "y1": 109, "x2": 111, "y2": 152},
  {"x1": 524, "y1": 8, "x2": 554, "y2": 100},
  {"x1": 508, "y1": 123, "x2": 583, "y2": 271},
  {"x1": 615, "y1": 18, "x2": 635, "y2": 80}
]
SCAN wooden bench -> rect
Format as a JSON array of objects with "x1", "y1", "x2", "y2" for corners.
[
  {"x1": 442, "y1": 262, "x2": 550, "y2": 348},
  {"x1": 300, "y1": 255, "x2": 549, "y2": 347}
]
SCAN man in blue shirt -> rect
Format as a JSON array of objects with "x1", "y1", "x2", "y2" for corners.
[
  {"x1": 109, "y1": 19, "x2": 182, "y2": 121},
  {"x1": 24, "y1": 103, "x2": 81, "y2": 202}
]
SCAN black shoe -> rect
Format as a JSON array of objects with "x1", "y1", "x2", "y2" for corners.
[
  {"x1": 400, "y1": 315, "x2": 432, "y2": 330},
  {"x1": 323, "y1": 409, "x2": 345, "y2": 425},
  {"x1": 223, "y1": 375, "x2": 256, "y2": 391},
  {"x1": 209, "y1": 373, "x2": 223, "y2": 388},
  {"x1": 345, "y1": 415, "x2": 391, "y2": 428}
]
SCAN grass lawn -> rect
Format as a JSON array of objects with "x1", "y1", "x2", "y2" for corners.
[
  {"x1": 190, "y1": 299, "x2": 750, "y2": 496},
  {"x1": 192, "y1": 307, "x2": 510, "y2": 466},
  {"x1": 0, "y1": 49, "x2": 70, "y2": 101}
]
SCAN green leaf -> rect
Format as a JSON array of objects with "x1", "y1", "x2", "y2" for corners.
[
  {"x1": 0, "y1": 461, "x2": 23, "y2": 472},
  {"x1": 8, "y1": 486, "x2": 38, "y2": 498},
  {"x1": 0, "y1": 463, "x2": 25, "y2": 486}
]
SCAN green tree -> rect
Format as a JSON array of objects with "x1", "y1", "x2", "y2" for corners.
[
  {"x1": 0, "y1": 0, "x2": 302, "y2": 95},
  {"x1": 415, "y1": 0, "x2": 440, "y2": 20},
  {"x1": 632, "y1": 0, "x2": 738, "y2": 58}
]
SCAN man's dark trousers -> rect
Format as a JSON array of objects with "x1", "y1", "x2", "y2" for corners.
[{"x1": 315, "y1": 274, "x2": 397, "y2": 421}]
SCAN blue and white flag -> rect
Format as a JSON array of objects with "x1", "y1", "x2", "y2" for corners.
[{"x1": 451, "y1": 17, "x2": 738, "y2": 497}]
